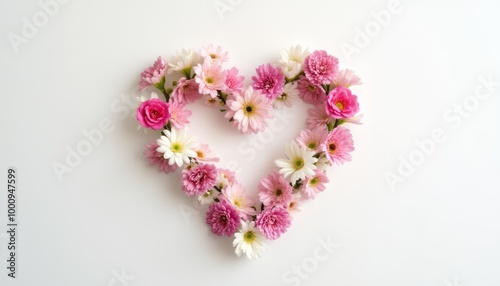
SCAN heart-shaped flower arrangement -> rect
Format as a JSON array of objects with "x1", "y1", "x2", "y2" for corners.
[{"x1": 136, "y1": 45, "x2": 362, "y2": 259}]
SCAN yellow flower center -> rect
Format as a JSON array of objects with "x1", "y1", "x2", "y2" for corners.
[
  {"x1": 243, "y1": 104, "x2": 255, "y2": 116},
  {"x1": 293, "y1": 157, "x2": 304, "y2": 170},
  {"x1": 335, "y1": 101, "x2": 344, "y2": 110},
  {"x1": 309, "y1": 177, "x2": 319, "y2": 186},
  {"x1": 172, "y1": 143, "x2": 183, "y2": 153},
  {"x1": 196, "y1": 150, "x2": 204, "y2": 158},
  {"x1": 307, "y1": 142, "x2": 317, "y2": 149},
  {"x1": 244, "y1": 231, "x2": 255, "y2": 242},
  {"x1": 206, "y1": 77, "x2": 213, "y2": 84}
]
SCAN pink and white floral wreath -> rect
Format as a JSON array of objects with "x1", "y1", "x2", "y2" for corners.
[{"x1": 136, "y1": 45, "x2": 362, "y2": 259}]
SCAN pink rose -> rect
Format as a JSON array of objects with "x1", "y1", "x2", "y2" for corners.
[
  {"x1": 325, "y1": 86, "x2": 359, "y2": 119},
  {"x1": 136, "y1": 98, "x2": 170, "y2": 130}
]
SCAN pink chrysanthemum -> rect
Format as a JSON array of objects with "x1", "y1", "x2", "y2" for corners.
[
  {"x1": 139, "y1": 56, "x2": 168, "y2": 90},
  {"x1": 194, "y1": 61, "x2": 227, "y2": 98},
  {"x1": 224, "y1": 67, "x2": 245, "y2": 94},
  {"x1": 296, "y1": 127, "x2": 328, "y2": 153},
  {"x1": 206, "y1": 200, "x2": 241, "y2": 237},
  {"x1": 297, "y1": 76, "x2": 327, "y2": 104},
  {"x1": 144, "y1": 141, "x2": 178, "y2": 174},
  {"x1": 225, "y1": 87, "x2": 273, "y2": 134},
  {"x1": 306, "y1": 104, "x2": 333, "y2": 130},
  {"x1": 168, "y1": 101, "x2": 191, "y2": 129},
  {"x1": 256, "y1": 207, "x2": 291, "y2": 240},
  {"x1": 221, "y1": 183, "x2": 256, "y2": 219},
  {"x1": 251, "y1": 64, "x2": 285, "y2": 100},
  {"x1": 194, "y1": 143, "x2": 219, "y2": 163},
  {"x1": 181, "y1": 163, "x2": 218, "y2": 196},
  {"x1": 333, "y1": 69, "x2": 362, "y2": 88},
  {"x1": 302, "y1": 169, "x2": 329, "y2": 199},
  {"x1": 171, "y1": 78, "x2": 202, "y2": 104},
  {"x1": 326, "y1": 86, "x2": 360, "y2": 119},
  {"x1": 258, "y1": 170, "x2": 293, "y2": 208},
  {"x1": 200, "y1": 44, "x2": 229, "y2": 63},
  {"x1": 322, "y1": 126, "x2": 354, "y2": 165},
  {"x1": 303, "y1": 50, "x2": 339, "y2": 86}
]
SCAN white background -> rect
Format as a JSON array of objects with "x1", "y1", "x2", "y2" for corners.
[{"x1": 1, "y1": 0, "x2": 499, "y2": 285}]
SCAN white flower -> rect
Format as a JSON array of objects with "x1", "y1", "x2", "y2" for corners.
[
  {"x1": 278, "y1": 45, "x2": 309, "y2": 78},
  {"x1": 273, "y1": 82, "x2": 299, "y2": 109},
  {"x1": 168, "y1": 49, "x2": 202, "y2": 75},
  {"x1": 197, "y1": 189, "x2": 218, "y2": 205},
  {"x1": 233, "y1": 220, "x2": 267, "y2": 259},
  {"x1": 156, "y1": 128, "x2": 198, "y2": 167},
  {"x1": 200, "y1": 44, "x2": 229, "y2": 63},
  {"x1": 275, "y1": 141, "x2": 318, "y2": 183},
  {"x1": 314, "y1": 153, "x2": 331, "y2": 171}
]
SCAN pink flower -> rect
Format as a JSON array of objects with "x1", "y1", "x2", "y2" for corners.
[
  {"x1": 333, "y1": 69, "x2": 362, "y2": 88},
  {"x1": 258, "y1": 170, "x2": 293, "y2": 208},
  {"x1": 225, "y1": 87, "x2": 273, "y2": 134},
  {"x1": 322, "y1": 126, "x2": 354, "y2": 165},
  {"x1": 297, "y1": 76, "x2": 327, "y2": 104},
  {"x1": 256, "y1": 207, "x2": 291, "y2": 240},
  {"x1": 206, "y1": 200, "x2": 241, "y2": 237},
  {"x1": 251, "y1": 64, "x2": 285, "y2": 100},
  {"x1": 181, "y1": 163, "x2": 218, "y2": 196},
  {"x1": 221, "y1": 183, "x2": 256, "y2": 219},
  {"x1": 136, "y1": 98, "x2": 170, "y2": 130},
  {"x1": 194, "y1": 61, "x2": 227, "y2": 98},
  {"x1": 171, "y1": 78, "x2": 202, "y2": 104},
  {"x1": 139, "y1": 57, "x2": 168, "y2": 90},
  {"x1": 144, "y1": 141, "x2": 178, "y2": 174},
  {"x1": 200, "y1": 44, "x2": 229, "y2": 63},
  {"x1": 296, "y1": 127, "x2": 328, "y2": 153},
  {"x1": 216, "y1": 168, "x2": 236, "y2": 189},
  {"x1": 303, "y1": 50, "x2": 339, "y2": 86},
  {"x1": 224, "y1": 67, "x2": 245, "y2": 94},
  {"x1": 326, "y1": 86, "x2": 359, "y2": 119},
  {"x1": 168, "y1": 101, "x2": 191, "y2": 129},
  {"x1": 306, "y1": 104, "x2": 333, "y2": 130},
  {"x1": 302, "y1": 169, "x2": 329, "y2": 199},
  {"x1": 194, "y1": 143, "x2": 219, "y2": 162}
]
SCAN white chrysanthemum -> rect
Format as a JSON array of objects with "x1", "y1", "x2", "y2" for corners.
[
  {"x1": 273, "y1": 82, "x2": 299, "y2": 109},
  {"x1": 278, "y1": 45, "x2": 310, "y2": 78},
  {"x1": 314, "y1": 153, "x2": 331, "y2": 171},
  {"x1": 275, "y1": 141, "x2": 318, "y2": 183},
  {"x1": 233, "y1": 220, "x2": 267, "y2": 259},
  {"x1": 168, "y1": 49, "x2": 202, "y2": 75},
  {"x1": 156, "y1": 128, "x2": 198, "y2": 167},
  {"x1": 197, "y1": 189, "x2": 218, "y2": 205}
]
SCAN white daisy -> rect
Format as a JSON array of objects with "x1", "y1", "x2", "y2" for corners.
[
  {"x1": 197, "y1": 189, "x2": 218, "y2": 205},
  {"x1": 156, "y1": 128, "x2": 198, "y2": 167},
  {"x1": 273, "y1": 82, "x2": 299, "y2": 109},
  {"x1": 278, "y1": 45, "x2": 310, "y2": 79},
  {"x1": 168, "y1": 49, "x2": 202, "y2": 76},
  {"x1": 233, "y1": 220, "x2": 267, "y2": 259},
  {"x1": 275, "y1": 141, "x2": 318, "y2": 183}
]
